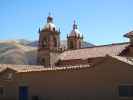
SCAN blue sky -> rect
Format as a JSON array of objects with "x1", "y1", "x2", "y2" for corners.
[{"x1": 0, "y1": 0, "x2": 133, "y2": 45}]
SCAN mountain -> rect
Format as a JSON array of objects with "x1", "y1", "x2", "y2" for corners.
[
  {"x1": 0, "y1": 39, "x2": 94, "y2": 65},
  {"x1": 0, "y1": 40, "x2": 37, "y2": 65},
  {"x1": 28, "y1": 40, "x2": 94, "y2": 48},
  {"x1": 81, "y1": 41, "x2": 94, "y2": 48}
]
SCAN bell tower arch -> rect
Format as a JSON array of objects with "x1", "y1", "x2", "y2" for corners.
[
  {"x1": 37, "y1": 14, "x2": 60, "y2": 67},
  {"x1": 67, "y1": 20, "x2": 83, "y2": 50}
]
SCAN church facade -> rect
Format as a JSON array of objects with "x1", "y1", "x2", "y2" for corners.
[{"x1": 0, "y1": 15, "x2": 133, "y2": 100}]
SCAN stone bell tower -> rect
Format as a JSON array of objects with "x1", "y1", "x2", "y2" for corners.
[
  {"x1": 37, "y1": 14, "x2": 60, "y2": 67},
  {"x1": 124, "y1": 31, "x2": 133, "y2": 46},
  {"x1": 67, "y1": 20, "x2": 83, "y2": 50}
]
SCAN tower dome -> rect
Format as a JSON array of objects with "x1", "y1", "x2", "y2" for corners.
[
  {"x1": 69, "y1": 20, "x2": 81, "y2": 37},
  {"x1": 42, "y1": 14, "x2": 57, "y2": 31}
]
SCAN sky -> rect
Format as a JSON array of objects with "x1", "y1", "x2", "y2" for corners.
[{"x1": 0, "y1": 0, "x2": 133, "y2": 45}]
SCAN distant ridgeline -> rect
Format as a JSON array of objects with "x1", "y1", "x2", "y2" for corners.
[{"x1": 0, "y1": 39, "x2": 94, "y2": 65}]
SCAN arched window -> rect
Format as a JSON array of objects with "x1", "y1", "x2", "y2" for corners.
[
  {"x1": 53, "y1": 27, "x2": 55, "y2": 31},
  {"x1": 53, "y1": 37, "x2": 57, "y2": 47},
  {"x1": 42, "y1": 38, "x2": 47, "y2": 47},
  {"x1": 41, "y1": 58, "x2": 46, "y2": 66},
  {"x1": 70, "y1": 40, "x2": 74, "y2": 49}
]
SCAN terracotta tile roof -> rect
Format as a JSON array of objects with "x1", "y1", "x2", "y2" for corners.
[
  {"x1": 0, "y1": 64, "x2": 90, "y2": 73},
  {"x1": 0, "y1": 55, "x2": 133, "y2": 73},
  {"x1": 109, "y1": 55, "x2": 133, "y2": 65},
  {"x1": 0, "y1": 64, "x2": 44, "y2": 73},
  {"x1": 59, "y1": 42, "x2": 129, "y2": 60}
]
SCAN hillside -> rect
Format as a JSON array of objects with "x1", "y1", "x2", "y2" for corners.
[
  {"x1": 28, "y1": 40, "x2": 94, "y2": 48},
  {"x1": 0, "y1": 40, "x2": 37, "y2": 65},
  {"x1": 0, "y1": 40, "x2": 94, "y2": 65}
]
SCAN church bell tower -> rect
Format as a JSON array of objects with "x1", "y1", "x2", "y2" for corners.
[
  {"x1": 37, "y1": 14, "x2": 60, "y2": 67},
  {"x1": 67, "y1": 20, "x2": 83, "y2": 50}
]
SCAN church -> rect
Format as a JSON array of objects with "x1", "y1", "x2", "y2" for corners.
[
  {"x1": 0, "y1": 15, "x2": 133, "y2": 100},
  {"x1": 37, "y1": 14, "x2": 83, "y2": 67}
]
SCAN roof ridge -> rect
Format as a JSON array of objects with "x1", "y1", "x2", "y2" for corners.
[
  {"x1": 0, "y1": 64, "x2": 91, "y2": 72},
  {"x1": 107, "y1": 55, "x2": 133, "y2": 66},
  {"x1": 0, "y1": 64, "x2": 44, "y2": 67},
  {"x1": 17, "y1": 64, "x2": 91, "y2": 73},
  {"x1": 64, "y1": 42, "x2": 129, "y2": 52}
]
